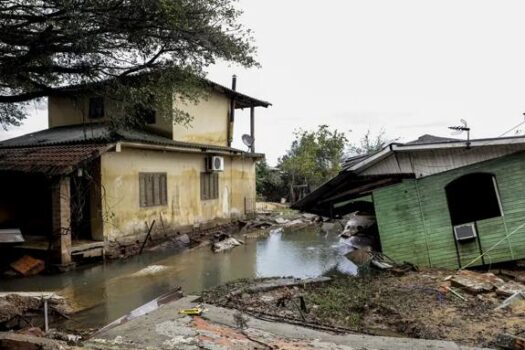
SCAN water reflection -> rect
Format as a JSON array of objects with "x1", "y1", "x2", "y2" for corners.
[{"x1": 0, "y1": 225, "x2": 356, "y2": 328}]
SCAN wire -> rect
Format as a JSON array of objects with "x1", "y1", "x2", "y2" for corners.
[{"x1": 499, "y1": 119, "x2": 525, "y2": 137}]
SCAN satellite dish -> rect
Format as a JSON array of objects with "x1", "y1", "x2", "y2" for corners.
[{"x1": 242, "y1": 134, "x2": 254, "y2": 148}]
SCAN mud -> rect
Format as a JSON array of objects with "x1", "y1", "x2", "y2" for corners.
[{"x1": 201, "y1": 268, "x2": 525, "y2": 348}]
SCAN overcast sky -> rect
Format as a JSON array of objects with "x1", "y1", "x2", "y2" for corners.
[{"x1": 3, "y1": 0, "x2": 525, "y2": 165}]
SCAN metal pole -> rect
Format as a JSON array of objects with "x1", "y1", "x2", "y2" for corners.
[
  {"x1": 44, "y1": 299, "x2": 49, "y2": 333},
  {"x1": 250, "y1": 106, "x2": 255, "y2": 153}
]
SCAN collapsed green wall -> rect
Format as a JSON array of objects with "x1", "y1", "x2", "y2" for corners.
[{"x1": 373, "y1": 152, "x2": 525, "y2": 269}]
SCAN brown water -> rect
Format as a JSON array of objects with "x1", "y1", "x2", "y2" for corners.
[{"x1": 0, "y1": 226, "x2": 356, "y2": 328}]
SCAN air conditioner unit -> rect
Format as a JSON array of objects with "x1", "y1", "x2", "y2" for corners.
[
  {"x1": 206, "y1": 156, "x2": 224, "y2": 172},
  {"x1": 453, "y1": 223, "x2": 477, "y2": 241}
]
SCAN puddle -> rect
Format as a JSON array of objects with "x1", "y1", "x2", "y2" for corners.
[{"x1": 0, "y1": 225, "x2": 356, "y2": 328}]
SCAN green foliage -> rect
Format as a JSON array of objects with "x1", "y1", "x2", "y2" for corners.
[
  {"x1": 0, "y1": 0, "x2": 258, "y2": 126},
  {"x1": 347, "y1": 129, "x2": 392, "y2": 156},
  {"x1": 306, "y1": 276, "x2": 371, "y2": 328},
  {"x1": 256, "y1": 159, "x2": 287, "y2": 201},
  {"x1": 280, "y1": 125, "x2": 348, "y2": 189}
]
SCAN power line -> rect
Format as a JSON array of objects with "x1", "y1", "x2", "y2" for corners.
[{"x1": 499, "y1": 113, "x2": 525, "y2": 137}]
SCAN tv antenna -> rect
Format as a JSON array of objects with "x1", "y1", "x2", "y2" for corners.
[
  {"x1": 448, "y1": 119, "x2": 470, "y2": 148},
  {"x1": 241, "y1": 134, "x2": 254, "y2": 151}
]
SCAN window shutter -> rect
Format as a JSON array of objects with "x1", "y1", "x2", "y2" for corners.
[
  {"x1": 139, "y1": 174, "x2": 146, "y2": 207},
  {"x1": 153, "y1": 174, "x2": 160, "y2": 206},
  {"x1": 160, "y1": 174, "x2": 167, "y2": 205}
]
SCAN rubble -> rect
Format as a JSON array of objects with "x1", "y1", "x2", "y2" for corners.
[
  {"x1": 201, "y1": 268, "x2": 525, "y2": 347},
  {"x1": 0, "y1": 293, "x2": 71, "y2": 331},
  {"x1": 0, "y1": 332, "x2": 75, "y2": 350},
  {"x1": 450, "y1": 270, "x2": 525, "y2": 296},
  {"x1": 212, "y1": 237, "x2": 243, "y2": 252},
  {"x1": 450, "y1": 270, "x2": 501, "y2": 294}
]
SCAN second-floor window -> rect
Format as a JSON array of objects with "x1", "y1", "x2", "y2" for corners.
[{"x1": 88, "y1": 97, "x2": 105, "y2": 119}]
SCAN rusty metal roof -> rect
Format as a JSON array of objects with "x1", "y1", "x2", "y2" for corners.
[{"x1": 0, "y1": 143, "x2": 112, "y2": 175}]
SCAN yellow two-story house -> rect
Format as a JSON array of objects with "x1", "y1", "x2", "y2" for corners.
[{"x1": 0, "y1": 76, "x2": 270, "y2": 266}]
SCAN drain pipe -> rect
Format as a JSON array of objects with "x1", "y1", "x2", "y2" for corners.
[{"x1": 228, "y1": 75, "x2": 237, "y2": 147}]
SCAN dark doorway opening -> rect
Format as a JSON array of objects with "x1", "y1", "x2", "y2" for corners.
[{"x1": 445, "y1": 173, "x2": 502, "y2": 226}]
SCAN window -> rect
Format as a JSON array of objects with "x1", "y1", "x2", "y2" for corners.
[
  {"x1": 201, "y1": 172, "x2": 219, "y2": 200},
  {"x1": 139, "y1": 173, "x2": 167, "y2": 207},
  {"x1": 88, "y1": 97, "x2": 105, "y2": 119},
  {"x1": 445, "y1": 173, "x2": 502, "y2": 226}
]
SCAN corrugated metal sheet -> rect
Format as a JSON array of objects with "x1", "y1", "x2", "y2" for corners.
[{"x1": 0, "y1": 143, "x2": 111, "y2": 175}]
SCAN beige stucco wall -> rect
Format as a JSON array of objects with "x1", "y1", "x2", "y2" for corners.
[
  {"x1": 99, "y1": 148, "x2": 256, "y2": 242},
  {"x1": 173, "y1": 91, "x2": 230, "y2": 146},
  {"x1": 48, "y1": 95, "x2": 174, "y2": 137}
]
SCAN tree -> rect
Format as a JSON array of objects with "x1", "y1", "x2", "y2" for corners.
[
  {"x1": 279, "y1": 125, "x2": 348, "y2": 201},
  {"x1": 0, "y1": 0, "x2": 258, "y2": 128},
  {"x1": 347, "y1": 129, "x2": 392, "y2": 156},
  {"x1": 256, "y1": 159, "x2": 287, "y2": 202}
]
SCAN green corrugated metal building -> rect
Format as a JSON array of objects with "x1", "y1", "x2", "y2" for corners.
[{"x1": 293, "y1": 134, "x2": 525, "y2": 268}]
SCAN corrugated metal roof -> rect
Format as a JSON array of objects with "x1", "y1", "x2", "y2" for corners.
[
  {"x1": 0, "y1": 143, "x2": 111, "y2": 175},
  {"x1": 406, "y1": 134, "x2": 460, "y2": 145}
]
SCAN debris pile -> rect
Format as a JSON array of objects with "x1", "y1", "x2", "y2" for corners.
[
  {"x1": 448, "y1": 269, "x2": 525, "y2": 297},
  {"x1": 201, "y1": 267, "x2": 525, "y2": 347},
  {"x1": 212, "y1": 232, "x2": 244, "y2": 253},
  {"x1": 0, "y1": 293, "x2": 71, "y2": 331}
]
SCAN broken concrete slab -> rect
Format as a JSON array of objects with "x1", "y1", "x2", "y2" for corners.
[
  {"x1": 498, "y1": 269, "x2": 525, "y2": 283},
  {"x1": 451, "y1": 270, "x2": 504, "y2": 294},
  {"x1": 89, "y1": 293, "x2": 491, "y2": 350},
  {"x1": 0, "y1": 332, "x2": 71, "y2": 350},
  {"x1": 496, "y1": 281, "x2": 525, "y2": 297}
]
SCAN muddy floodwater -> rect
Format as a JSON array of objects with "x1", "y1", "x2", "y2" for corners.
[{"x1": 0, "y1": 226, "x2": 356, "y2": 328}]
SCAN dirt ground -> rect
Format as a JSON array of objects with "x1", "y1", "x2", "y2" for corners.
[{"x1": 201, "y1": 268, "x2": 525, "y2": 348}]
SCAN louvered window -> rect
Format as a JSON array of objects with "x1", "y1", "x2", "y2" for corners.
[
  {"x1": 200, "y1": 172, "x2": 219, "y2": 200},
  {"x1": 139, "y1": 173, "x2": 167, "y2": 207}
]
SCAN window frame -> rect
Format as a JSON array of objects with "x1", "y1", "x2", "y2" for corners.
[
  {"x1": 88, "y1": 97, "x2": 105, "y2": 119},
  {"x1": 200, "y1": 172, "x2": 219, "y2": 200},
  {"x1": 139, "y1": 172, "x2": 167, "y2": 208},
  {"x1": 445, "y1": 172, "x2": 503, "y2": 226}
]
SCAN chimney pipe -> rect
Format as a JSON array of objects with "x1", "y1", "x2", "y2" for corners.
[{"x1": 231, "y1": 75, "x2": 237, "y2": 91}]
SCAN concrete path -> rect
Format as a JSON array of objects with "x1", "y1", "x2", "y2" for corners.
[{"x1": 85, "y1": 296, "x2": 492, "y2": 350}]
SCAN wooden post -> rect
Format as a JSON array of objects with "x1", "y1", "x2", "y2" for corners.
[
  {"x1": 52, "y1": 176, "x2": 72, "y2": 266},
  {"x1": 250, "y1": 106, "x2": 255, "y2": 153}
]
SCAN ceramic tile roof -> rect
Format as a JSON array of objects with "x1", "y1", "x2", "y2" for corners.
[
  {"x1": 0, "y1": 123, "x2": 263, "y2": 175},
  {"x1": 0, "y1": 143, "x2": 111, "y2": 175},
  {"x1": 0, "y1": 123, "x2": 257, "y2": 155}
]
